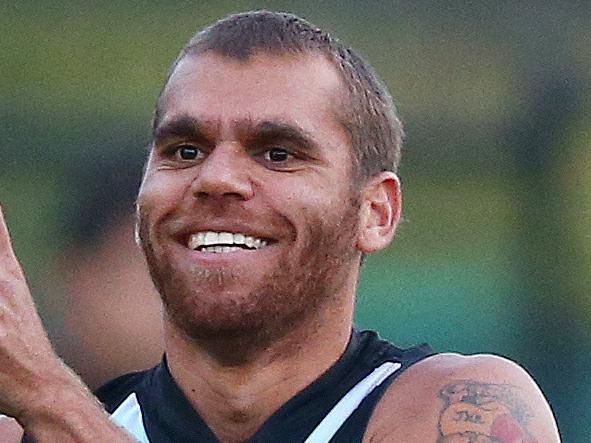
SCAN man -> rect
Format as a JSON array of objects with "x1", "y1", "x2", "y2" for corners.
[{"x1": 0, "y1": 11, "x2": 560, "y2": 442}]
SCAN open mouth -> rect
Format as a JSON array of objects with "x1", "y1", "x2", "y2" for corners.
[{"x1": 187, "y1": 231, "x2": 272, "y2": 253}]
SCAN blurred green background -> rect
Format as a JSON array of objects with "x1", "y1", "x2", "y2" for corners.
[{"x1": 2, "y1": 1, "x2": 589, "y2": 441}]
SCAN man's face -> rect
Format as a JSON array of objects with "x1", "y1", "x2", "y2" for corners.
[{"x1": 137, "y1": 52, "x2": 363, "y2": 340}]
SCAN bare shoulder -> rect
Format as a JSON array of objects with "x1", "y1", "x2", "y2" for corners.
[{"x1": 364, "y1": 353, "x2": 561, "y2": 443}]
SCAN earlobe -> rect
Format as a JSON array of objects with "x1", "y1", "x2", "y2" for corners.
[{"x1": 356, "y1": 172, "x2": 401, "y2": 254}]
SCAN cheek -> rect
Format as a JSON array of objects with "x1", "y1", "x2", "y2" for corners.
[
  {"x1": 136, "y1": 172, "x2": 190, "y2": 249},
  {"x1": 262, "y1": 181, "x2": 327, "y2": 220},
  {"x1": 271, "y1": 172, "x2": 344, "y2": 205},
  {"x1": 137, "y1": 170, "x2": 187, "y2": 217},
  {"x1": 259, "y1": 176, "x2": 357, "y2": 236}
]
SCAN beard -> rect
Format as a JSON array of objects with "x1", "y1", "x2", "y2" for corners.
[{"x1": 137, "y1": 193, "x2": 361, "y2": 346}]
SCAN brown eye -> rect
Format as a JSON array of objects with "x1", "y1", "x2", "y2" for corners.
[
  {"x1": 176, "y1": 145, "x2": 203, "y2": 160},
  {"x1": 265, "y1": 148, "x2": 291, "y2": 162}
]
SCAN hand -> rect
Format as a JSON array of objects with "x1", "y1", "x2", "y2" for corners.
[
  {"x1": 0, "y1": 207, "x2": 137, "y2": 442},
  {"x1": 0, "y1": 206, "x2": 67, "y2": 420},
  {"x1": 0, "y1": 414, "x2": 24, "y2": 442}
]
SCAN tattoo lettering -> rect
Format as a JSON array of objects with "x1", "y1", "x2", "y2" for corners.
[{"x1": 437, "y1": 380, "x2": 538, "y2": 443}]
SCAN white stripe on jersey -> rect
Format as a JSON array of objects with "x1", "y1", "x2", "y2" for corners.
[
  {"x1": 111, "y1": 392, "x2": 150, "y2": 443},
  {"x1": 109, "y1": 361, "x2": 401, "y2": 443},
  {"x1": 303, "y1": 361, "x2": 402, "y2": 443}
]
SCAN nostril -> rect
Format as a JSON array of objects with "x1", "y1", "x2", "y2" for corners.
[{"x1": 190, "y1": 173, "x2": 254, "y2": 200}]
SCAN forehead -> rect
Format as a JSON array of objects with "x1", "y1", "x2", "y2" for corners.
[{"x1": 156, "y1": 51, "x2": 348, "y2": 139}]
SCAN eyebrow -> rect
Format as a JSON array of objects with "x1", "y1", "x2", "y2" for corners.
[
  {"x1": 152, "y1": 115, "x2": 211, "y2": 143},
  {"x1": 152, "y1": 114, "x2": 320, "y2": 154},
  {"x1": 245, "y1": 120, "x2": 319, "y2": 153}
]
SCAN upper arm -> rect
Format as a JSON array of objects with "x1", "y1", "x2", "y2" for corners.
[{"x1": 365, "y1": 353, "x2": 561, "y2": 443}]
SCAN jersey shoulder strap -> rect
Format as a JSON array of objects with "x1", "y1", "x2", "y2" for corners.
[{"x1": 327, "y1": 332, "x2": 435, "y2": 442}]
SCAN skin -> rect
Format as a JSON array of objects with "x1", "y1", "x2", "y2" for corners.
[
  {"x1": 364, "y1": 354, "x2": 561, "y2": 442},
  {"x1": 0, "y1": 415, "x2": 23, "y2": 441},
  {"x1": 0, "y1": 207, "x2": 136, "y2": 442},
  {"x1": 0, "y1": 50, "x2": 559, "y2": 442},
  {"x1": 138, "y1": 51, "x2": 371, "y2": 348},
  {"x1": 136, "y1": 51, "x2": 399, "y2": 441}
]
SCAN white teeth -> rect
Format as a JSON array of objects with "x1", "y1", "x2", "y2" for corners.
[
  {"x1": 219, "y1": 232, "x2": 233, "y2": 244},
  {"x1": 188, "y1": 235, "x2": 200, "y2": 250},
  {"x1": 198, "y1": 245, "x2": 243, "y2": 254},
  {"x1": 204, "y1": 232, "x2": 218, "y2": 246},
  {"x1": 188, "y1": 231, "x2": 270, "y2": 251},
  {"x1": 188, "y1": 233, "x2": 206, "y2": 249}
]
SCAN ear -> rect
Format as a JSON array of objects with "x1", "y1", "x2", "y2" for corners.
[{"x1": 356, "y1": 172, "x2": 401, "y2": 254}]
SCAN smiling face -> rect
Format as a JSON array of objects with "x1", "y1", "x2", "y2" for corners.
[{"x1": 136, "y1": 51, "x2": 365, "y2": 341}]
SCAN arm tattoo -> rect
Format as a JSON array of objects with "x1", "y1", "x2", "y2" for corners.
[{"x1": 437, "y1": 380, "x2": 538, "y2": 442}]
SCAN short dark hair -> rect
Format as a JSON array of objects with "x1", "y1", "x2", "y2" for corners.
[{"x1": 155, "y1": 10, "x2": 403, "y2": 182}]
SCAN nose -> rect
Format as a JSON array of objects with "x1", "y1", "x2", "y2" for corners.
[{"x1": 190, "y1": 143, "x2": 253, "y2": 200}]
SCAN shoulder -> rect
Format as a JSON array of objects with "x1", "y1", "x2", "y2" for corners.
[{"x1": 365, "y1": 352, "x2": 560, "y2": 442}]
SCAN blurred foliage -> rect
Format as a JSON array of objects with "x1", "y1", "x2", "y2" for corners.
[{"x1": 1, "y1": 1, "x2": 590, "y2": 441}]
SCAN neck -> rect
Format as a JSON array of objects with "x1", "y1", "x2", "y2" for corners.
[{"x1": 164, "y1": 292, "x2": 355, "y2": 443}]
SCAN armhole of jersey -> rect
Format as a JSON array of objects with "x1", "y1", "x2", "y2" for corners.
[
  {"x1": 110, "y1": 392, "x2": 151, "y2": 443},
  {"x1": 303, "y1": 361, "x2": 401, "y2": 443}
]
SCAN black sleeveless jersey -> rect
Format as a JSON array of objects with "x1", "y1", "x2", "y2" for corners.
[{"x1": 90, "y1": 330, "x2": 434, "y2": 442}]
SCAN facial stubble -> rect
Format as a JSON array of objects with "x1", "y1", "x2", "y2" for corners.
[{"x1": 137, "y1": 193, "x2": 362, "y2": 345}]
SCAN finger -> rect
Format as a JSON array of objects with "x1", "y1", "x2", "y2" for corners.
[
  {"x1": 0, "y1": 415, "x2": 24, "y2": 442},
  {"x1": 0, "y1": 206, "x2": 13, "y2": 253},
  {"x1": 0, "y1": 206, "x2": 21, "y2": 274}
]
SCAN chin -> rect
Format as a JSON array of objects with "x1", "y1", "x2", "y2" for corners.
[
  {"x1": 166, "y1": 306, "x2": 266, "y2": 341},
  {"x1": 160, "y1": 276, "x2": 303, "y2": 342}
]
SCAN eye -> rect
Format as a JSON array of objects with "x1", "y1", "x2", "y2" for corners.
[
  {"x1": 175, "y1": 145, "x2": 203, "y2": 161},
  {"x1": 264, "y1": 147, "x2": 291, "y2": 162}
]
